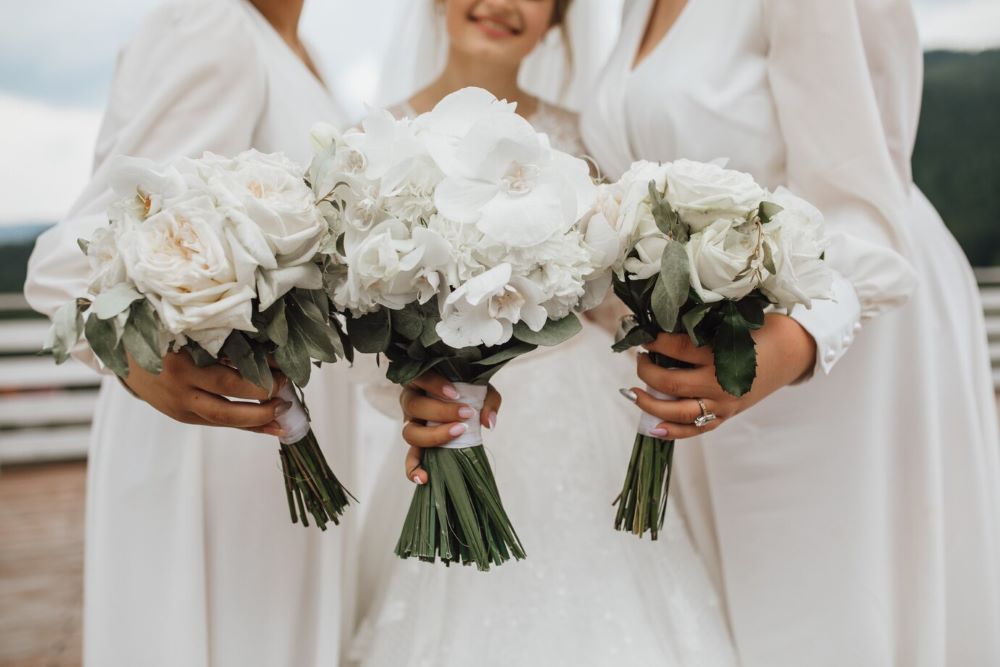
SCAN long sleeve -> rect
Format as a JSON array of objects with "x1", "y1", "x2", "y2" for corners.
[
  {"x1": 24, "y1": 0, "x2": 267, "y2": 369},
  {"x1": 763, "y1": 0, "x2": 919, "y2": 374}
]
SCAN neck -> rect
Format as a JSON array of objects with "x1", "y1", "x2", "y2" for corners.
[
  {"x1": 251, "y1": 0, "x2": 304, "y2": 42},
  {"x1": 416, "y1": 48, "x2": 536, "y2": 117}
]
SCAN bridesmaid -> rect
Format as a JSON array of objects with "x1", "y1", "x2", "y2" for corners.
[
  {"x1": 582, "y1": 0, "x2": 1000, "y2": 665},
  {"x1": 25, "y1": 1, "x2": 361, "y2": 664}
]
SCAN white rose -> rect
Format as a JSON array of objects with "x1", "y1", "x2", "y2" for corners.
[
  {"x1": 117, "y1": 195, "x2": 258, "y2": 355},
  {"x1": 760, "y1": 189, "x2": 833, "y2": 309},
  {"x1": 85, "y1": 223, "x2": 129, "y2": 295},
  {"x1": 107, "y1": 155, "x2": 189, "y2": 220},
  {"x1": 207, "y1": 150, "x2": 327, "y2": 308},
  {"x1": 624, "y1": 236, "x2": 669, "y2": 280},
  {"x1": 436, "y1": 263, "x2": 548, "y2": 349},
  {"x1": 687, "y1": 219, "x2": 766, "y2": 303},
  {"x1": 664, "y1": 159, "x2": 767, "y2": 231}
]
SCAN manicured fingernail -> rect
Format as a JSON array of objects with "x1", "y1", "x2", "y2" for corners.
[
  {"x1": 411, "y1": 475, "x2": 424, "y2": 485},
  {"x1": 650, "y1": 427, "x2": 668, "y2": 438},
  {"x1": 274, "y1": 401, "x2": 292, "y2": 417},
  {"x1": 457, "y1": 406, "x2": 475, "y2": 419},
  {"x1": 619, "y1": 388, "x2": 638, "y2": 403},
  {"x1": 487, "y1": 411, "x2": 497, "y2": 430},
  {"x1": 442, "y1": 385, "x2": 460, "y2": 400},
  {"x1": 448, "y1": 423, "x2": 467, "y2": 437}
]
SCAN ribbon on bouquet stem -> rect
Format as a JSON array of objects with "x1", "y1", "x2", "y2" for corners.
[
  {"x1": 637, "y1": 385, "x2": 674, "y2": 439},
  {"x1": 428, "y1": 382, "x2": 487, "y2": 449},
  {"x1": 275, "y1": 382, "x2": 311, "y2": 445}
]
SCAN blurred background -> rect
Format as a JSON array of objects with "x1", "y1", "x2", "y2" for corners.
[{"x1": 1, "y1": 0, "x2": 998, "y2": 665}]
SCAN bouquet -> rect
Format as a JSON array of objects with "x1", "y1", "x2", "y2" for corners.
[
  {"x1": 594, "y1": 159, "x2": 834, "y2": 539},
  {"x1": 309, "y1": 87, "x2": 614, "y2": 570},
  {"x1": 44, "y1": 149, "x2": 354, "y2": 530}
]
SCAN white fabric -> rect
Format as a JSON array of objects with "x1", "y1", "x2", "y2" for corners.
[
  {"x1": 581, "y1": 0, "x2": 1000, "y2": 664},
  {"x1": 23, "y1": 2, "x2": 370, "y2": 665},
  {"x1": 638, "y1": 385, "x2": 673, "y2": 437},
  {"x1": 352, "y1": 322, "x2": 739, "y2": 667},
  {"x1": 430, "y1": 382, "x2": 487, "y2": 450},
  {"x1": 276, "y1": 383, "x2": 311, "y2": 445}
]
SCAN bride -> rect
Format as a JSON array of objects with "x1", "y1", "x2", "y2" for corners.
[{"x1": 349, "y1": 1, "x2": 738, "y2": 665}]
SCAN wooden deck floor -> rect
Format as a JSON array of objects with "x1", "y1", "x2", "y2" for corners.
[{"x1": 0, "y1": 461, "x2": 84, "y2": 667}]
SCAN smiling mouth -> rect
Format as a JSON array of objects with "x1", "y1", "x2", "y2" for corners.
[{"x1": 468, "y1": 13, "x2": 522, "y2": 37}]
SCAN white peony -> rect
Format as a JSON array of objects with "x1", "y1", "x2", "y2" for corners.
[
  {"x1": 760, "y1": 189, "x2": 833, "y2": 310},
  {"x1": 664, "y1": 159, "x2": 767, "y2": 231},
  {"x1": 117, "y1": 195, "x2": 258, "y2": 355},
  {"x1": 686, "y1": 219, "x2": 767, "y2": 303},
  {"x1": 436, "y1": 263, "x2": 548, "y2": 348}
]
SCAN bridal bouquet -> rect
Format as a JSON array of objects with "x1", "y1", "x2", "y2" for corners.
[
  {"x1": 44, "y1": 150, "x2": 354, "y2": 530},
  {"x1": 595, "y1": 159, "x2": 834, "y2": 539},
  {"x1": 310, "y1": 87, "x2": 613, "y2": 570}
]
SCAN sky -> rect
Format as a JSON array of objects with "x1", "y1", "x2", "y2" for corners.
[{"x1": 1, "y1": 0, "x2": 998, "y2": 225}]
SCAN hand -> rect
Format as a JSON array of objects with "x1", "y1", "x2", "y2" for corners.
[
  {"x1": 122, "y1": 349, "x2": 290, "y2": 437},
  {"x1": 625, "y1": 313, "x2": 816, "y2": 439},
  {"x1": 401, "y1": 372, "x2": 502, "y2": 485}
]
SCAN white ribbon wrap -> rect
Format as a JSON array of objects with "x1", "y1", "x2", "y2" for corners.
[
  {"x1": 429, "y1": 382, "x2": 488, "y2": 450},
  {"x1": 637, "y1": 384, "x2": 675, "y2": 439},
  {"x1": 276, "y1": 383, "x2": 311, "y2": 445}
]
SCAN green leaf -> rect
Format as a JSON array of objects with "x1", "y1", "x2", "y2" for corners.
[
  {"x1": 762, "y1": 240, "x2": 777, "y2": 275},
  {"x1": 275, "y1": 328, "x2": 312, "y2": 387},
  {"x1": 85, "y1": 314, "x2": 129, "y2": 377},
  {"x1": 735, "y1": 298, "x2": 767, "y2": 329},
  {"x1": 122, "y1": 313, "x2": 162, "y2": 375},
  {"x1": 187, "y1": 342, "x2": 217, "y2": 367},
  {"x1": 758, "y1": 201, "x2": 783, "y2": 223},
  {"x1": 92, "y1": 284, "x2": 144, "y2": 320},
  {"x1": 419, "y1": 319, "x2": 442, "y2": 347},
  {"x1": 128, "y1": 300, "x2": 161, "y2": 354},
  {"x1": 391, "y1": 306, "x2": 424, "y2": 341},
  {"x1": 612, "y1": 325, "x2": 656, "y2": 353},
  {"x1": 347, "y1": 310, "x2": 391, "y2": 354},
  {"x1": 475, "y1": 342, "x2": 537, "y2": 365},
  {"x1": 263, "y1": 300, "x2": 289, "y2": 346},
  {"x1": 386, "y1": 358, "x2": 424, "y2": 385},
  {"x1": 45, "y1": 301, "x2": 85, "y2": 363},
  {"x1": 223, "y1": 333, "x2": 270, "y2": 391},
  {"x1": 291, "y1": 289, "x2": 328, "y2": 325},
  {"x1": 648, "y1": 180, "x2": 685, "y2": 241},
  {"x1": 650, "y1": 241, "x2": 690, "y2": 331},
  {"x1": 512, "y1": 313, "x2": 582, "y2": 347},
  {"x1": 681, "y1": 303, "x2": 713, "y2": 344},
  {"x1": 712, "y1": 302, "x2": 758, "y2": 397},
  {"x1": 77, "y1": 237, "x2": 90, "y2": 255}
]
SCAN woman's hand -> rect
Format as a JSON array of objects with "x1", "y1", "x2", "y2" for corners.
[
  {"x1": 625, "y1": 313, "x2": 816, "y2": 439},
  {"x1": 122, "y1": 350, "x2": 290, "y2": 438},
  {"x1": 401, "y1": 372, "x2": 502, "y2": 485}
]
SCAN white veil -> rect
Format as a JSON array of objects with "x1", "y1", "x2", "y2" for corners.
[{"x1": 372, "y1": 0, "x2": 624, "y2": 112}]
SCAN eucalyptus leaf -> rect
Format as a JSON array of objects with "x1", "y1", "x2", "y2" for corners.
[
  {"x1": 92, "y1": 283, "x2": 144, "y2": 320},
  {"x1": 291, "y1": 289, "x2": 327, "y2": 325},
  {"x1": 649, "y1": 241, "x2": 690, "y2": 331},
  {"x1": 128, "y1": 300, "x2": 161, "y2": 354},
  {"x1": 391, "y1": 306, "x2": 424, "y2": 341},
  {"x1": 512, "y1": 313, "x2": 582, "y2": 347},
  {"x1": 263, "y1": 300, "x2": 289, "y2": 346},
  {"x1": 85, "y1": 314, "x2": 130, "y2": 377},
  {"x1": 418, "y1": 319, "x2": 442, "y2": 347},
  {"x1": 77, "y1": 237, "x2": 90, "y2": 255},
  {"x1": 386, "y1": 358, "x2": 425, "y2": 385},
  {"x1": 122, "y1": 319, "x2": 162, "y2": 374},
  {"x1": 275, "y1": 328, "x2": 312, "y2": 387},
  {"x1": 762, "y1": 240, "x2": 777, "y2": 275},
  {"x1": 713, "y1": 303, "x2": 758, "y2": 397},
  {"x1": 46, "y1": 301, "x2": 84, "y2": 363},
  {"x1": 187, "y1": 342, "x2": 217, "y2": 367},
  {"x1": 648, "y1": 180, "x2": 680, "y2": 239},
  {"x1": 681, "y1": 303, "x2": 713, "y2": 344},
  {"x1": 475, "y1": 342, "x2": 537, "y2": 365},
  {"x1": 758, "y1": 201, "x2": 783, "y2": 223},
  {"x1": 223, "y1": 333, "x2": 269, "y2": 391},
  {"x1": 347, "y1": 310, "x2": 391, "y2": 354}
]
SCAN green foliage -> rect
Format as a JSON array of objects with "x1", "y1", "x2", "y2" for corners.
[{"x1": 914, "y1": 50, "x2": 1000, "y2": 266}]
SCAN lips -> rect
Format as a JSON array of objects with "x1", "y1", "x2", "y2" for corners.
[{"x1": 468, "y1": 12, "x2": 522, "y2": 37}]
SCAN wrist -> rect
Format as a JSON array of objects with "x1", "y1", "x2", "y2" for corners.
[{"x1": 763, "y1": 313, "x2": 816, "y2": 383}]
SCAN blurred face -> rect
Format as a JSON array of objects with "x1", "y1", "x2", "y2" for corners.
[{"x1": 442, "y1": 0, "x2": 558, "y2": 67}]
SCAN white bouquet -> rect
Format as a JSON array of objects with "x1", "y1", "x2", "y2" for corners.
[
  {"x1": 310, "y1": 87, "x2": 614, "y2": 570},
  {"x1": 594, "y1": 159, "x2": 834, "y2": 538},
  {"x1": 45, "y1": 149, "x2": 354, "y2": 530}
]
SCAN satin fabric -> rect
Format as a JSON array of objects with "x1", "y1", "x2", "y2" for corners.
[{"x1": 581, "y1": 1, "x2": 1000, "y2": 664}]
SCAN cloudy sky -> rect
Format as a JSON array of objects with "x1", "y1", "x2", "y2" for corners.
[{"x1": 1, "y1": 0, "x2": 998, "y2": 225}]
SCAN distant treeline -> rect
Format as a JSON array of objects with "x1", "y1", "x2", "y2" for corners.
[{"x1": 914, "y1": 50, "x2": 1000, "y2": 266}]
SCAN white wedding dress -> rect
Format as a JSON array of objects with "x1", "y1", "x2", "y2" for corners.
[
  {"x1": 24, "y1": 2, "x2": 373, "y2": 665},
  {"x1": 581, "y1": 1, "x2": 1000, "y2": 665},
  {"x1": 349, "y1": 103, "x2": 738, "y2": 667}
]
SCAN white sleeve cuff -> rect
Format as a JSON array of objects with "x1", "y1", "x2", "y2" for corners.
[{"x1": 788, "y1": 271, "x2": 862, "y2": 377}]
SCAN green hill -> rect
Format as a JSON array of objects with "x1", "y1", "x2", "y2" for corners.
[{"x1": 913, "y1": 50, "x2": 1000, "y2": 266}]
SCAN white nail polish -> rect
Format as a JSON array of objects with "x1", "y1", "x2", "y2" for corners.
[{"x1": 412, "y1": 475, "x2": 424, "y2": 485}]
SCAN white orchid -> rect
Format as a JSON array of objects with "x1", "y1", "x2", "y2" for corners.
[{"x1": 436, "y1": 263, "x2": 548, "y2": 349}]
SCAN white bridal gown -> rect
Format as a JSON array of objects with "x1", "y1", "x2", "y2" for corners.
[
  {"x1": 350, "y1": 104, "x2": 739, "y2": 667},
  {"x1": 581, "y1": 1, "x2": 1000, "y2": 665},
  {"x1": 24, "y1": 1, "x2": 365, "y2": 665}
]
